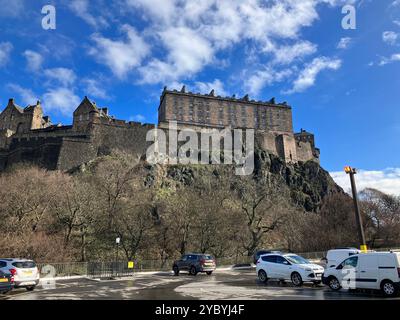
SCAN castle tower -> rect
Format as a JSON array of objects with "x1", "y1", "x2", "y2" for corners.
[
  {"x1": 73, "y1": 96, "x2": 100, "y2": 132},
  {"x1": 23, "y1": 101, "x2": 47, "y2": 130}
]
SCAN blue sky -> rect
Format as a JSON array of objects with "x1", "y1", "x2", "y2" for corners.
[{"x1": 0, "y1": 0, "x2": 400, "y2": 193}]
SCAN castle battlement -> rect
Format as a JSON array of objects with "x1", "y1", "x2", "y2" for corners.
[{"x1": 160, "y1": 86, "x2": 291, "y2": 108}]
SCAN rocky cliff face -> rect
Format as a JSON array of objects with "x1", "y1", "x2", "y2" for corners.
[
  {"x1": 254, "y1": 149, "x2": 344, "y2": 211},
  {"x1": 138, "y1": 147, "x2": 344, "y2": 212}
]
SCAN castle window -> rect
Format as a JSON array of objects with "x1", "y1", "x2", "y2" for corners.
[
  {"x1": 79, "y1": 114, "x2": 83, "y2": 121},
  {"x1": 241, "y1": 106, "x2": 247, "y2": 127},
  {"x1": 189, "y1": 104, "x2": 194, "y2": 121}
]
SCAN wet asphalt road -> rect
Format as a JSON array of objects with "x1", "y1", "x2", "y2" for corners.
[{"x1": 1, "y1": 269, "x2": 398, "y2": 300}]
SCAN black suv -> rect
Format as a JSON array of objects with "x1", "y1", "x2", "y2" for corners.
[{"x1": 173, "y1": 253, "x2": 216, "y2": 276}]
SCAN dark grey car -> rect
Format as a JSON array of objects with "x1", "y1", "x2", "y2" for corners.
[
  {"x1": 173, "y1": 253, "x2": 216, "y2": 276},
  {"x1": 0, "y1": 270, "x2": 13, "y2": 294}
]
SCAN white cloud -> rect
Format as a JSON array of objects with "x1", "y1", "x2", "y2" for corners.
[
  {"x1": 245, "y1": 67, "x2": 293, "y2": 96},
  {"x1": 286, "y1": 56, "x2": 342, "y2": 94},
  {"x1": 23, "y1": 50, "x2": 43, "y2": 72},
  {"x1": 193, "y1": 79, "x2": 228, "y2": 96},
  {"x1": 69, "y1": 0, "x2": 108, "y2": 29},
  {"x1": 331, "y1": 168, "x2": 400, "y2": 196},
  {"x1": 0, "y1": 42, "x2": 13, "y2": 67},
  {"x1": 378, "y1": 53, "x2": 400, "y2": 66},
  {"x1": 392, "y1": 0, "x2": 400, "y2": 7},
  {"x1": 272, "y1": 41, "x2": 317, "y2": 64},
  {"x1": 139, "y1": 27, "x2": 214, "y2": 84},
  {"x1": 130, "y1": 114, "x2": 146, "y2": 122},
  {"x1": 43, "y1": 87, "x2": 81, "y2": 116},
  {"x1": 44, "y1": 68, "x2": 77, "y2": 86},
  {"x1": 383, "y1": 31, "x2": 398, "y2": 45},
  {"x1": 337, "y1": 37, "x2": 352, "y2": 49},
  {"x1": 7, "y1": 84, "x2": 39, "y2": 106},
  {"x1": 0, "y1": 0, "x2": 24, "y2": 17},
  {"x1": 7, "y1": 83, "x2": 81, "y2": 116},
  {"x1": 82, "y1": 79, "x2": 109, "y2": 100},
  {"x1": 129, "y1": 0, "x2": 334, "y2": 85},
  {"x1": 394, "y1": 20, "x2": 400, "y2": 27},
  {"x1": 90, "y1": 24, "x2": 150, "y2": 79}
]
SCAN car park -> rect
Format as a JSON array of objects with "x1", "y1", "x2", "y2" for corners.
[
  {"x1": 256, "y1": 253, "x2": 325, "y2": 286},
  {"x1": 173, "y1": 253, "x2": 216, "y2": 276},
  {"x1": 324, "y1": 248, "x2": 361, "y2": 268},
  {"x1": 0, "y1": 270, "x2": 13, "y2": 294},
  {"x1": 322, "y1": 251, "x2": 400, "y2": 297},
  {"x1": 0, "y1": 259, "x2": 40, "y2": 291}
]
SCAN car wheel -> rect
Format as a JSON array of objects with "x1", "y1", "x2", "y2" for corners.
[
  {"x1": 189, "y1": 266, "x2": 198, "y2": 276},
  {"x1": 173, "y1": 266, "x2": 179, "y2": 276},
  {"x1": 381, "y1": 280, "x2": 398, "y2": 297},
  {"x1": 26, "y1": 286, "x2": 35, "y2": 292},
  {"x1": 258, "y1": 270, "x2": 268, "y2": 283},
  {"x1": 206, "y1": 271, "x2": 213, "y2": 276},
  {"x1": 291, "y1": 272, "x2": 303, "y2": 287},
  {"x1": 328, "y1": 277, "x2": 341, "y2": 291}
]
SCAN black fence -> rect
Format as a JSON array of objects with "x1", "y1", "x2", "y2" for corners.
[{"x1": 87, "y1": 261, "x2": 134, "y2": 279}]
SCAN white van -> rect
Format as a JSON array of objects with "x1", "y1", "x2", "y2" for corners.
[
  {"x1": 325, "y1": 248, "x2": 361, "y2": 268},
  {"x1": 322, "y1": 252, "x2": 400, "y2": 297}
]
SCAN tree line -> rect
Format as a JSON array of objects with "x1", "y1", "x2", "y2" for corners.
[{"x1": 0, "y1": 152, "x2": 399, "y2": 263}]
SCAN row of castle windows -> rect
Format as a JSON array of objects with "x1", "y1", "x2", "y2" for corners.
[{"x1": 168, "y1": 101, "x2": 292, "y2": 130}]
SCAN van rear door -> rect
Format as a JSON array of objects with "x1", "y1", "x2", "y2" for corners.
[{"x1": 357, "y1": 255, "x2": 379, "y2": 289}]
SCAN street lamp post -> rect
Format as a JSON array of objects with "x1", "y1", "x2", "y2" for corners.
[
  {"x1": 344, "y1": 166, "x2": 367, "y2": 252},
  {"x1": 115, "y1": 237, "x2": 120, "y2": 277}
]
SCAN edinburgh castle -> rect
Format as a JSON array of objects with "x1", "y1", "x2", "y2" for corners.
[{"x1": 0, "y1": 86, "x2": 319, "y2": 172}]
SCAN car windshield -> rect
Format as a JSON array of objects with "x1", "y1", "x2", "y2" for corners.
[
  {"x1": 202, "y1": 255, "x2": 214, "y2": 260},
  {"x1": 285, "y1": 255, "x2": 310, "y2": 265}
]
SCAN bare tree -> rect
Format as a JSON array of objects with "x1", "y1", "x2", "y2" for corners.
[{"x1": 230, "y1": 177, "x2": 291, "y2": 256}]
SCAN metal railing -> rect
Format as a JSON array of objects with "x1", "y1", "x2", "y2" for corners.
[{"x1": 36, "y1": 247, "x2": 400, "y2": 278}]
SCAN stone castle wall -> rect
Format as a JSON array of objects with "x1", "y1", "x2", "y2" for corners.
[{"x1": 0, "y1": 88, "x2": 319, "y2": 172}]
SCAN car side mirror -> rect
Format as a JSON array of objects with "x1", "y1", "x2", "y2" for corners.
[{"x1": 336, "y1": 264, "x2": 343, "y2": 270}]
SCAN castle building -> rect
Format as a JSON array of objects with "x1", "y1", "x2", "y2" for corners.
[
  {"x1": 0, "y1": 86, "x2": 319, "y2": 172},
  {"x1": 158, "y1": 87, "x2": 319, "y2": 164},
  {"x1": 0, "y1": 97, "x2": 154, "y2": 171}
]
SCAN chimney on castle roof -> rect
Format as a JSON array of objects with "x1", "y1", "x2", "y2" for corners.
[
  {"x1": 243, "y1": 94, "x2": 249, "y2": 101},
  {"x1": 209, "y1": 89, "x2": 215, "y2": 96},
  {"x1": 269, "y1": 97, "x2": 276, "y2": 104},
  {"x1": 8, "y1": 98, "x2": 14, "y2": 105},
  {"x1": 101, "y1": 107, "x2": 109, "y2": 116},
  {"x1": 181, "y1": 85, "x2": 186, "y2": 93}
]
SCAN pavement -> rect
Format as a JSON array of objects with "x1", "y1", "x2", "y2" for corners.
[{"x1": 1, "y1": 269, "x2": 398, "y2": 300}]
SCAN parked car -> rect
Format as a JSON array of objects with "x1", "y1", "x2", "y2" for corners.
[
  {"x1": 324, "y1": 248, "x2": 361, "y2": 268},
  {"x1": 173, "y1": 253, "x2": 216, "y2": 276},
  {"x1": 0, "y1": 259, "x2": 40, "y2": 291},
  {"x1": 253, "y1": 250, "x2": 282, "y2": 265},
  {"x1": 322, "y1": 251, "x2": 400, "y2": 297},
  {"x1": 0, "y1": 270, "x2": 13, "y2": 294},
  {"x1": 256, "y1": 253, "x2": 325, "y2": 286}
]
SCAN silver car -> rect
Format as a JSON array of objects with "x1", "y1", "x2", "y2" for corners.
[{"x1": 0, "y1": 259, "x2": 40, "y2": 291}]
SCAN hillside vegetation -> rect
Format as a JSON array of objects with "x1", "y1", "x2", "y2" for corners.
[{"x1": 0, "y1": 150, "x2": 398, "y2": 263}]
